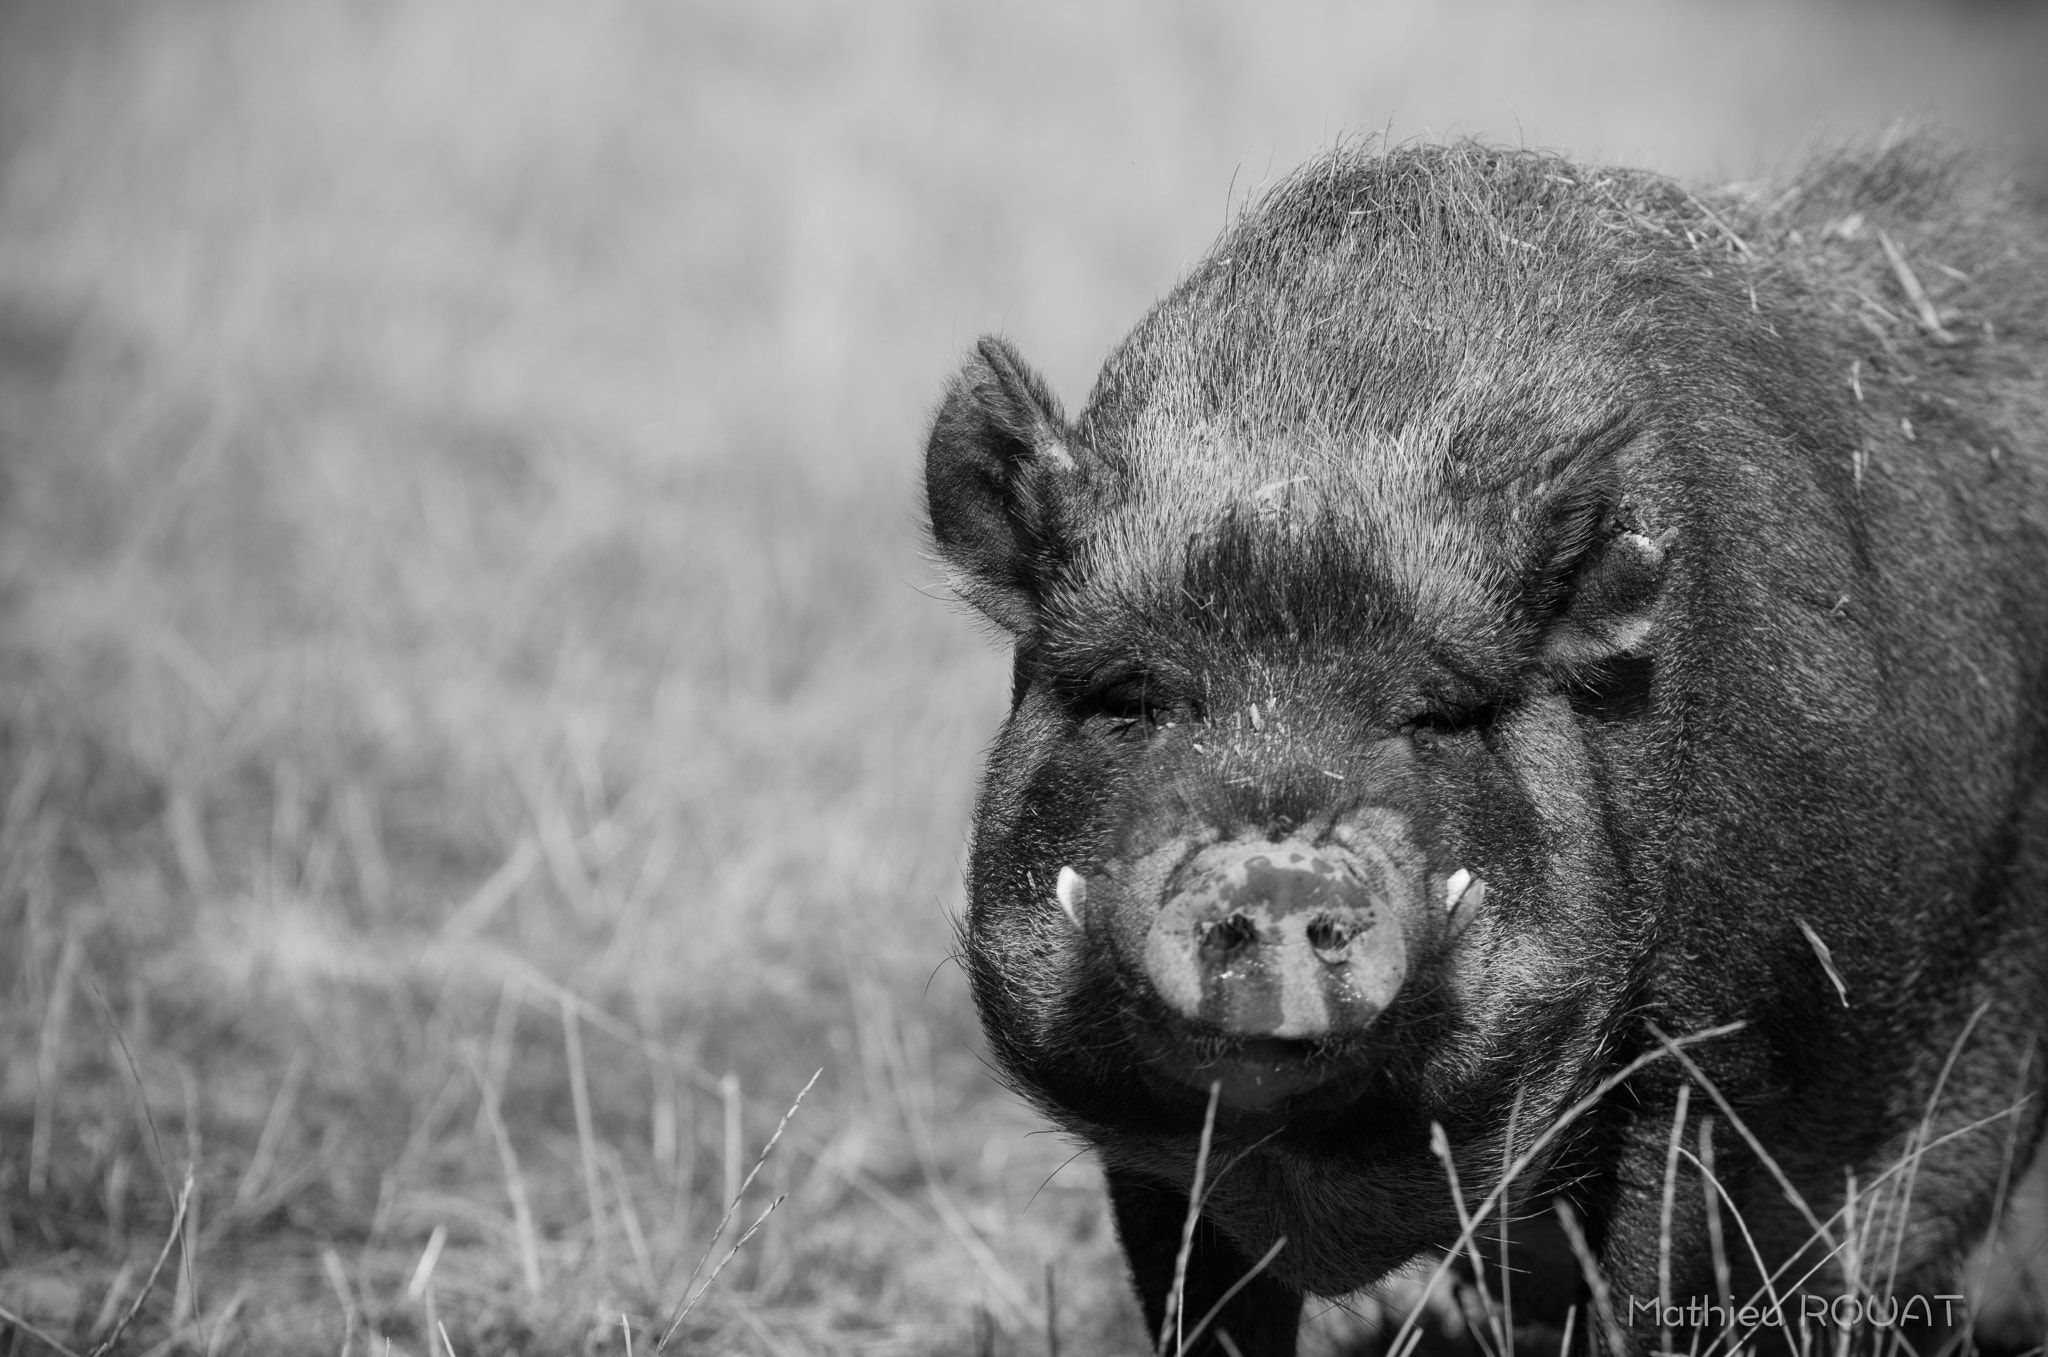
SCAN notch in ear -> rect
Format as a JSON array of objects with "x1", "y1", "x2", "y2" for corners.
[{"x1": 924, "y1": 335, "x2": 1092, "y2": 633}]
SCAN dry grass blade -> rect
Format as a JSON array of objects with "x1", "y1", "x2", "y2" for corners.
[
  {"x1": 0, "y1": 1301, "x2": 87, "y2": 1357},
  {"x1": 458, "y1": 1042, "x2": 543, "y2": 1296},
  {"x1": 1159, "y1": 1080, "x2": 1222, "y2": 1357},
  {"x1": 30, "y1": 922, "x2": 82, "y2": 1199},
  {"x1": 1877, "y1": 229, "x2": 1958, "y2": 344},
  {"x1": 1176, "y1": 1235, "x2": 1288, "y2": 1357},
  {"x1": 604, "y1": 1146, "x2": 659, "y2": 1295},
  {"x1": 1962, "y1": 1036, "x2": 2038, "y2": 1357},
  {"x1": 201, "y1": 1285, "x2": 248, "y2": 1357},
  {"x1": 1045, "y1": 1262, "x2": 1060, "y2": 1357},
  {"x1": 87, "y1": 1264, "x2": 135, "y2": 1345},
  {"x1": 1384, "y1": 1021, "x2": 1746, "y2": 1357},
  {"x1": 1498, "y1": 1086, "x2": 1527, "y2": 1348},
  {"x1": 1428, "y1": 1121, "x2": 1504, "y2": 1357},
  {"x1": 1698, "y1": 1117, "x2": 1735, "y2": 1355},
  {"x1": 473, "y1": 980, "x2": 519, "y2": 1145},
  {"x1": 561, "y1": 992, "x2": 609, "y2": 1274},
  {"x1": 320, "y1": 1248, "x2": 356, "y2": 1357},
  {"x1": 1658, "y1": 1083, "x2": 1693, "y2": 1357},
  {"x1": 235, "y1": 1048, "x2": 309, "y2": 1211},
  {"x1": 409, "y1": 1222, "x2": 448, "y2": 1357},
  {"x1": 83, "y1": 977, "x2": 178, "y2": 1207},
  {"x1": 1553, "y1": 1199, "x2": 1626, "y2": 1357},
  {"x1": 654, "y1": 1068, "x2": 822, "y2": 1350},
  {"x1": 87, "y1": 971, "x2": 207, "y2": 1339},
  {"x1": 91, "y1": 1166, "x2": 195, "y2": 1357},
  {"x1": 1647, "y1": 1023, "x2": 1836, "y2": 1250},
  {"x1": 1685, "y1": 190, "x2": 1755, "y2": 258},
  {"x1": 320, "y1": 1247, "x2": 357, "y2": 1322},
  {"x1": 1840, "y1": 1168, "x2": 1864, "y2": 1302},
  {"x1": 170, "y1": 1069, "x2": 202, "y2": 1332},
  {"x1": 721, "y1": 1071, "x2": 743, "y2": 1253},
  {"x1": 406, "y1": 1224, "x2": 448, "y2": 1300},
  {"x1": 655, "y1": 1194, "x2": 789, "y2": 1349},
  {"x1": 1795, "y1": 919, "x2": 1850, "y2": 1008},
  {"x1": 437, "y1": 836, "x2": 541, "y2": 941},
  {"x1": 1880, "y1": 1001, "x2": 1989, "y2": 1294}
]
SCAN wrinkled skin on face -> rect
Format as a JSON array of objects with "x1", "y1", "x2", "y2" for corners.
[{"x1": 925, "y1": 140, "x2": 2048, "y2": 1355}]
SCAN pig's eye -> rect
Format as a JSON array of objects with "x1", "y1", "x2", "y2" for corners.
[
  {"x1": 1076, "y1": 675, "x2": 1173, "y2": 727},
  {"x1": 1408, "y1": 704, "x2": 1493, "y2": 749}
]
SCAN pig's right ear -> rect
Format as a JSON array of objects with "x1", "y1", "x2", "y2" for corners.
[{"x1": 924, "y1": 336, "x2": 1089, "y2": 634}]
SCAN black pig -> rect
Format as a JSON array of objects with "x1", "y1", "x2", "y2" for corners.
[{"x1": 924, "y1": 138, "x2": 2048, "y2": 1355}]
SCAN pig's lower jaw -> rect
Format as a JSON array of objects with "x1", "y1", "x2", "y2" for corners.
[{"x1": 1135, "y1": 1032, "x2": 1376, "y2": 1119}]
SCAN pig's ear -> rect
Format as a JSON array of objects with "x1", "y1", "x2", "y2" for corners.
[
  {"x1": 1539, "y1": 512, "x2": 1670, "y2": 671},
  {"x1": 924, "y1": 335, "x2": 1089, "y2": 633}
]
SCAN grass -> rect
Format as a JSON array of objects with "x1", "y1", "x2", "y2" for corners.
[
  {"x1": 0, "y1": 1, "x2": 2042, "y2": 1353},
  {"x1": 1372, "y1": 1024, "x2": 2047, "y2": 1357}
]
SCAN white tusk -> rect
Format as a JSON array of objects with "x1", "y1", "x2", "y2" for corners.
[
  {"x1": 1056, "y1": 866, "x2": 1088, "y2": 926},
  {"x1": 1444, "y1": 868, "x2": 1472, "y2": 912}
]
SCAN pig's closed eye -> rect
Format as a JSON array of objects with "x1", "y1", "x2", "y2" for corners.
[{"x1": 1407, "y1": 704, "x2": 1493, "y2": 749}]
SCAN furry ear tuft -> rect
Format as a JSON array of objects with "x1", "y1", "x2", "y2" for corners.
[{"x1": 924, "y1": 335, "x2": 1092, "y2": 632}]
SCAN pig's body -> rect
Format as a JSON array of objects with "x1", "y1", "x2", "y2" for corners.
[{"x1": 924, "y1": 139, "x2": 2048, "y2": 1354}]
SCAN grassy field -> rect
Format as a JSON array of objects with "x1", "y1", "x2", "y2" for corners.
[{"x1": 0, "y1": 1, "x2": 2042, "y2": 1353}]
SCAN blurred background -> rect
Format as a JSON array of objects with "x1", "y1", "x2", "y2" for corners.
[{"x1": 0, "y1": 1, "x2": 2041, "y2": 1353}]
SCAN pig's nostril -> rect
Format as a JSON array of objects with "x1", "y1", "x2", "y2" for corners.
[
  {"x1": 1307, "y1": 916, "x2": 1353, "y2": 962},
  {"x1": 1201, "y1": 914, "x2": 1258, "y2": 954}
]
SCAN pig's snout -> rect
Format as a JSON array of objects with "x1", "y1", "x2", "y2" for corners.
[{"x1": 1142, "y1": 840, "x2": 1408, "y2": 1041}]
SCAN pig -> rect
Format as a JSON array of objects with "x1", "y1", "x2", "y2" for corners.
[{"x1": 923, "y1": 137, "x2": 2048, "y2": 1355}]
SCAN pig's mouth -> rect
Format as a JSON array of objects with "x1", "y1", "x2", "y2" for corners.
[{"x1": 1132, "y1": 1026, "x2": 1379, "y2": 1119}]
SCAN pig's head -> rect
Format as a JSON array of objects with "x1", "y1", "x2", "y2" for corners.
[{"x1": 925, "y1": 320, "x2": 1677, "y2": 1170}]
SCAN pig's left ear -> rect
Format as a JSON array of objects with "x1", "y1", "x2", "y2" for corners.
[
  {"x1": 1539, "y1": 512, "x2": 1670, "y2": 670},
  {"x1": 924, "y1": 335, "x2": 1092, "y2": 633}
]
